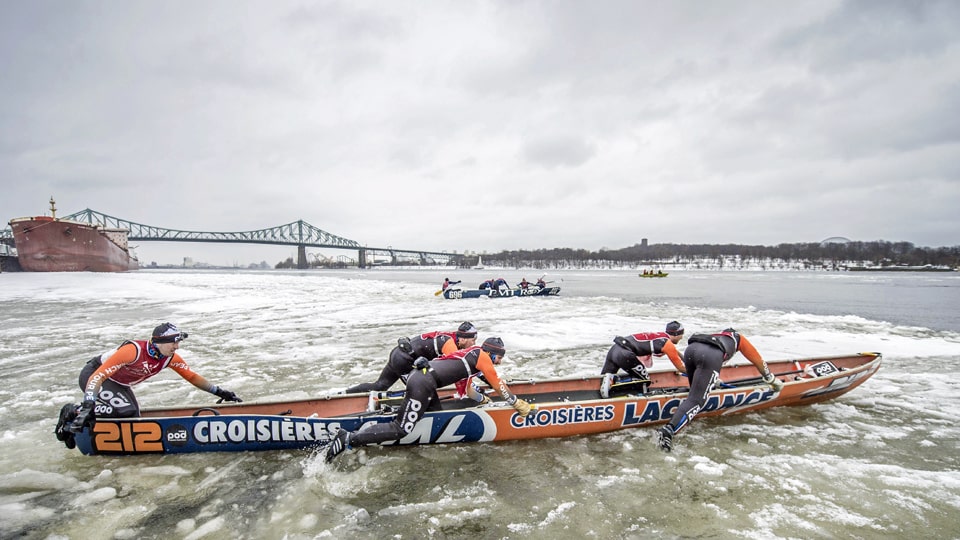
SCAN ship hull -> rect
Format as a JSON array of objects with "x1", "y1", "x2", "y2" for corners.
[{"x1": 9, "y1": 217, "x2": 139, "y2": 272}]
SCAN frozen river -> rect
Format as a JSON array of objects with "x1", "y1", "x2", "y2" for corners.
[{"x1": 1, "y1": 268, "x2": 958, "y2": 539}]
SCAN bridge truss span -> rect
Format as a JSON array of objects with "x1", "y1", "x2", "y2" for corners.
[
  {"x1": 35, "y1": 208, "x2": 460, "y2": 268},
  {"x1": 60, "y1": 209, "x2": 361, "y2": 249}
]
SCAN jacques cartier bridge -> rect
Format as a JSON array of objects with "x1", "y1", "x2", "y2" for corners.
[{"x1": 1, "y1": 208, "x2": 463, "y2": 269}]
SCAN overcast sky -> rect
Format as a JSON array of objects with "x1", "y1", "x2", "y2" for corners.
[{"x1": 2, "y1": 1, "x2": 958, "y2": 265}]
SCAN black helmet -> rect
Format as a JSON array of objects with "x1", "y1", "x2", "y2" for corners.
[
  {"x1": 665, "y1": 321, "x2": 684, "y2": 336},
  {"x1": 481, "y1": 337, "x2": 505, "y2": 357},
  {"x1": 457, "y1": 322, "x2": 478, "y2": 339},
  {"x1": 152, "y1": 322, "x2": 188, "y2": 343}
]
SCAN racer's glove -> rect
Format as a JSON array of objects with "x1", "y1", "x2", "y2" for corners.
[
  {"x1": 761, "y1": 371, "x2": 784, "y2": 391},
  {"x1": 68, "y1": 398, "x2": 96, "y2": 433},
  {"x1": 397, "y1": 337, "x2": 414, "y2": 355},
  {"x1": 509, "y1": 397, "x2": 534, "y2": 418},
  {"x1": 214, "y1": 387, "x2": 243, "y2": 403},
  {"x1": 412, "y1": 357, "x2": 430, "y2": 372}
]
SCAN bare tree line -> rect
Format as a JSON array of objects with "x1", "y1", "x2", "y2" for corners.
[{"x1": 476, "y1": 241, "x2": 960, "y2": 270}]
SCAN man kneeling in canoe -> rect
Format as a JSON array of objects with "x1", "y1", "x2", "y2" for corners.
[{"x1": 325, "y1": 337, "x2": 533, "y2": 462}]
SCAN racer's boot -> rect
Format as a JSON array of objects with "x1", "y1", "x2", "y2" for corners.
[
  {"x1": 325, "y1": 429, "x2": 352, "y2": 463},
  {"x1": 657, "y1": 424, "x2": 675, "y2": 453},
  {"x1": 599, "y1": 373, "x2": 615, "y2": 399},
  {"x1": 54, "y1": 403, "x2": 79, "y2": 449}
]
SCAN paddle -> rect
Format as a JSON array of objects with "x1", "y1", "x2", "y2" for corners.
[
  {"x1": 717, "y1": 369, "x2": 804, "y2": 389},
  {"x1": 611, "y1": 376, "x2": 650, "y2": 389},
  {"x1": 633, "y1": 368, "x2": 805, "y2": 394},
  {"x1": 535, "y1": 274, "x2": 563, "y2": 287},
  {"x1": 435, "y1": 279, "x2": 462, "y2": 295},
  {"x1": 373, "y1": 390, "x2": 465, "y2": 412},
  {"x1": 608, "y1": 376, "x2": 651, "y2": 396}
]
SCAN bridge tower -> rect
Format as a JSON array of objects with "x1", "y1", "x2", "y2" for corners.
[{"x1": 298, "y1": 245, "x2": 307, "y2": 269}]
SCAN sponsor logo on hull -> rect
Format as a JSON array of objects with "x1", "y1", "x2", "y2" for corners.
[
  {"x1": 87, "y1": 416, "x2": 349, "y2": 454},
  {"x1": 78, "y1": 385, "x2": 818, "y2": 454}
]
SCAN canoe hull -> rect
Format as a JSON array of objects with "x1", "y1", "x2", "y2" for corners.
[
  {"x1": 71, "y1": 352, "x2": 881, "y2": 455},
  {"x1": 442, "y1": 286, "x2": 561, "y2": 299}
]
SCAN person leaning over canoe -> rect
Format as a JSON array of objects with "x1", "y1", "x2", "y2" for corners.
[
  {"x1": 599, "y1": 321, "x2": 686, "y2": 398},
  {"x1": 344, "y1": 322, "x2": 478, "y2": 394},
  {"x1": 656, "y1": 328, "x2": 784, "y2": 452},
  {"x1": 325, "y1": 337, "x2": 534, "y2": 462},
  {"x1": 55, "y1": 323, "x2": 241, "y2": 444}
]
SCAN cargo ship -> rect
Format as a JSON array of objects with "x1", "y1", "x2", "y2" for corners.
[{"x1": 9, "y1": 198, "x2": 139, "y2": 272}]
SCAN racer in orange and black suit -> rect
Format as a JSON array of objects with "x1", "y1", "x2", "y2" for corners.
[
  {"x1": 600, "y1": 321, "x2": 686, "y2": 398},
  {"x1": 656, "y1": 328, "x2": 784, "y2": 452},
  {"x1": 325, "y1": 337, "x2": 533, "y2": 462},
  {"x1": 344, "y1": 322, "x2": 478, "y2": 393},
  {"x1": 55, "y1": 323, "x2": 241, "y2": 446}
]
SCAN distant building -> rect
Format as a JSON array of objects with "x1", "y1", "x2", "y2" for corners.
[{"x1": 820, "y1": 237, "x2": 851, "y2": 246}]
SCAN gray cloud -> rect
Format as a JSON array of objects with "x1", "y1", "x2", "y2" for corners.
[
  {"x1": 521, "y1": 135, "x2": 596, "y2": 168},
  {"x1": 1, "y1": 0, "x2": 958, "y2": 266}
]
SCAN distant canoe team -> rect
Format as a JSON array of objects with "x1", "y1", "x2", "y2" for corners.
[{"x1": 442, "y1": 276, "x2": 549, "y2": 293}]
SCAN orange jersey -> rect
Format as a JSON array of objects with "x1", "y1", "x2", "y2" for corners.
[
  {"x1": 625, "y1": 332, "x2": 685, "y2": 371},
  {"x1": 82, "y1": 340, "x2": 212, "y2": 401}
]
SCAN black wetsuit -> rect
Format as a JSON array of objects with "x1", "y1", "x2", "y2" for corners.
[
  {"x1": 345, "y1": 332, "x2": 459, "y2": 393},
  {"x1": 350, "y1": 348, "x2": 486, "y2": 446},
  {"x1": 78, "y1": 357, "x2": 141, "y2": 418},
  {"x1": 600, "y1": 333, "x2": 679, "y2": 379},
  {"x1": 665, "y1": 332, "x2": 740, "y2": 433}
]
